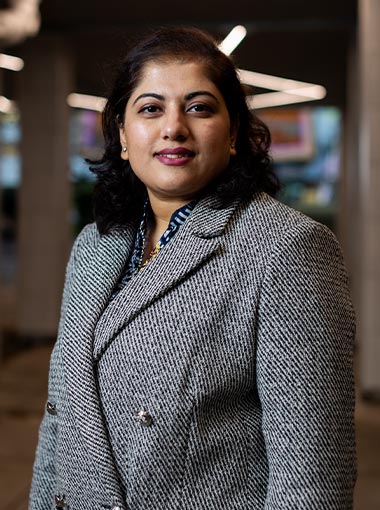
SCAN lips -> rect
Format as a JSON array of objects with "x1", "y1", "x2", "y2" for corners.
[
  {"x1": 154, "y1": 147, "x2": 195, "y2": 157},
  {"x1": 158, "y1": 153, "x2": 191, "y2": 159},
  {"x1": 154, "y1": 147, "x2": 195, "y2": 166}
]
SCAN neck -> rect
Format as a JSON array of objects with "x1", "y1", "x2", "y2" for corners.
[
  {"x1": 140, "y1": 193, "x2": 193, "y2": 263},
  {"x1": 147, "y1": 192, "x2": 192, "y2": 227}
]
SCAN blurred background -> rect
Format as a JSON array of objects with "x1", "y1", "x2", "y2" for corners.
[{"x1": 0, "y1": 0, "x2": 379, "y2": 508}]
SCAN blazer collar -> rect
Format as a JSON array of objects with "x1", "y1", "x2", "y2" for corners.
[{"x1": 61, "y1": 193, "x2": 241, "y2": 494}]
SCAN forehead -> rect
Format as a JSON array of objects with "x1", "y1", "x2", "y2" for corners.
[{"x1": 130, "y1": 60, "x2": 221, "y2": 98}]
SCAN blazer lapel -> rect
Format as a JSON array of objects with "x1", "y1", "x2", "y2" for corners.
[
  {"x1": 93, "y1": 194, "x2": 241, "y2": 360},
  {"x1": 61, "y1": 225, "x2": 134, "y2": 500}
]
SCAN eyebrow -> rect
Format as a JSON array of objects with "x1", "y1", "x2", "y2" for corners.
[
  {"x1": 132, "y1": 90, "x2": 219, "y2": 105},
  {"x1": 185, "y1": 91, "x2": 219, "y2": 102}
]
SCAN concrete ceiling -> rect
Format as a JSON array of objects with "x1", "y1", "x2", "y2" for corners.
[{"x1": 12, "y1": 0, "x2": 358, "y2": 108}]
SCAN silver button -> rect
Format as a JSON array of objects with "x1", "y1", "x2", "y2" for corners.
[
  {"x1": 135, "y1": 409, "x2": 153, "y2": 427},
  {"x1": 55, "y1": 494, "x2": 66, "y2": 508},
  {"x1": 47, "y1": 401, "x2": 57, "y2": 415}
]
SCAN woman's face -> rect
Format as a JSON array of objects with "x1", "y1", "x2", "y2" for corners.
[{"x1": 119, "y1": 60, "x2": 237, "y2": 203}]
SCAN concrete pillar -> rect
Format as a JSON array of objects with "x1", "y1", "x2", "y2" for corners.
[
  {"x1": 340, "y1": 35, "x2": 360, "y2": 313},
  {"x1": 358, "y1": 0, "x2": 380, "y2": 397},
  {"x1": 17, "y1": 36, "x2": 73, "y2": 337}
]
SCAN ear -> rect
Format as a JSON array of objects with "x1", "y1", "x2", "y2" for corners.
[
  {"x1": 230, "y1": 120, "x2": 239, "y2": 157},
  {"x1": 119, "y1": 123, "x2": 129, "y2": 161}
]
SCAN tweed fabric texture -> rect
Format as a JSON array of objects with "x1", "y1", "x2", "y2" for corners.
[{"x1": 29, "y1": 192, "x2": 356, "y2": 510}]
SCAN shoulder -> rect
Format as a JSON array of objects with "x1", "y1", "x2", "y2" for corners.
[
  {"x1": 224, "y1": 193, "x2": 347, "y2": 284},
  {"x1": 70, "y1": 222, "x2": 100, "y2": 265},
  {"x1": 73, "y1": 222, "x2": 100, "y2": 249},
  {"x1": 62, "y1": 223, "x2": 100, "y2": 288},
  {"x1": 235, "y1": 192, "x2": 340, "y2": 253},
  {"x1": 243, "y1": 195, "x2": 351, "y2": 296},
  {"x1": 239, "y1": 192, "x2": 323, "y2": 232}
]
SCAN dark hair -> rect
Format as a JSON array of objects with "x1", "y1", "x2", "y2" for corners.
[{"x1": 90, "y1": 26, "x2": 279, "y2": 234}]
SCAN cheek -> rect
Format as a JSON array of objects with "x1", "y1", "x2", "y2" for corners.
[
  {"x1": 203, "y1": 133, "x2": 231, "y2": 166},
  {"x1": 125, "y1": 123, "x2": 152, "y2": 150},
  {"x1": 202, "y1": 121, "x2": 230, "y2": 149}
]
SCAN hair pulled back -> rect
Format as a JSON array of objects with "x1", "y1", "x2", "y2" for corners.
[{"x1": 90, "y1": 26, "x2": 279, "y2": 234}]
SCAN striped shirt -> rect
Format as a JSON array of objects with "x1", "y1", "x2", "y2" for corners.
[{"x1": 112, "y1": 199, "x2": 197, "y2": 297}]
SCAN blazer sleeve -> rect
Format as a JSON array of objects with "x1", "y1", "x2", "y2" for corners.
[
  {"x1": 29, "y1": 226, "x2": 90, "y2": 510},
  {"x1": 256, "y1": 220, "x2": 356, "y2": 510}
]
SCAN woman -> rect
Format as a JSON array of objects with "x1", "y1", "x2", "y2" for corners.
[{"x1": 30, "y1": 27, "x2": 356, "y2": 510}]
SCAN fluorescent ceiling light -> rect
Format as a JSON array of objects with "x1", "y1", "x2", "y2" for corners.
[
  {"x1": 67, "y1": 93, "x2": 106, "y2": 112},
  {"x1": 219, "y1": 25, "x2": 247, "y2": 56},
  {"x1": 238, "y1": 69, "x2": 326, "y2": 97},
  {"x1": 239, "y1": 69, "x2": 326, "y2": 108},
  {"x1": 247, "y1": 91, "x2": 326, "y2": 110},
  {"x1": 0, "y1": 53, "x2": 24, "y2": 71},
  {"x1": 0, "y1": 95, "x2": 16, "y2": 113}
]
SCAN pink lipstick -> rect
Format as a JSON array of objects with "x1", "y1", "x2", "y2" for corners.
[{"x1": 154, "y1": 147, "x2": 195, "y2": 166}]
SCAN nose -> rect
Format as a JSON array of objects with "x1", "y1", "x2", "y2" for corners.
[{"x1": 161, "y1": 107, "x2": 189, "y2": 141}]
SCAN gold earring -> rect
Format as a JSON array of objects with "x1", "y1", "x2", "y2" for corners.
[{"x1": 121, "y1": 146, "x2": 128, "y2": 159}]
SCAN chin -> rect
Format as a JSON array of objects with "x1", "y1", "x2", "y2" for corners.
[{"x1": 153, "y1": 181, "x2": 199, "y2": 198}]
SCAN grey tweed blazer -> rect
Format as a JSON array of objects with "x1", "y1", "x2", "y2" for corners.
[{"x1": 29, "y1": 192, "x2": 356, "y2": 510}]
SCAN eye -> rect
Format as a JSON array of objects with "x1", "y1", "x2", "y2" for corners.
[
  {"x1": 138, "y1": 104, "x2": 161, "y2": 114},
  {"x1": 187, "y1": 103, "x2": 214, "y2": 114}
]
